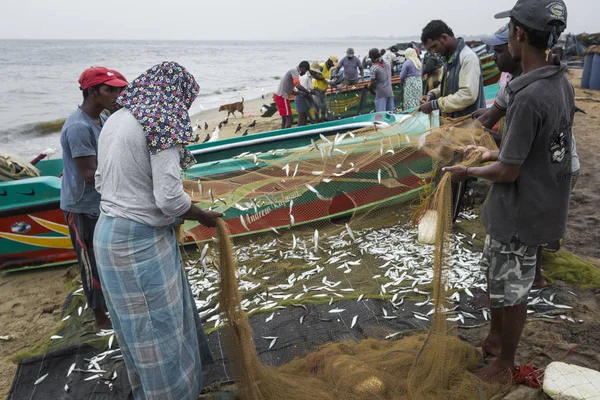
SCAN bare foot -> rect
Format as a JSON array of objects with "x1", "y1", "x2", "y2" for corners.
[
  {"x1": 478, "y1": 337, "x2": 501, "y2": 358},
  {"x1": 533, "y1": 276, "x2": 548, "y2": 288},
  {"x1": 467, "y1": 293, "x2": 489, "y2": 309},
  {"x1": 473, "y1": 359, "x2": 513, "y2": 383},
  {"x1": 93, "y1": 309, "x2": 112, "y2": 333}
]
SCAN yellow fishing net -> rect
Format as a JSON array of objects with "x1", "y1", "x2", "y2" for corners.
[{"x1": 192, "y1": 114, "x2": 501, "y2": 399}]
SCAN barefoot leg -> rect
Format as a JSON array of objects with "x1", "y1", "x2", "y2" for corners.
[
  {"x1": 533, "y1": 247, "x2": 548, "y2": 288},
  {"x1": 475, "y1": 303, "x2": 527, "y2": 381},
  {"x1": 93, "y1": 308, "x2": 112, "y2": 332}
]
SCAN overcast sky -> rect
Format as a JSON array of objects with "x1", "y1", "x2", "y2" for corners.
[{"x1": 1, "y1": 0, "x2": 597, "y2": 41}]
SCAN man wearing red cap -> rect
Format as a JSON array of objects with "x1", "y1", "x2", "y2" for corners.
[
  {"x1": 60, "y1": 66, "x2": 127, "y2": 332},
  {"x1": 101, "y1": 69, "x2": 128, "y2": 117}
]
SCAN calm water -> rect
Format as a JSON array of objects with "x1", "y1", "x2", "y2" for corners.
[{"x1": 0, "y1": 39, "x2": 384, "y2": 158}]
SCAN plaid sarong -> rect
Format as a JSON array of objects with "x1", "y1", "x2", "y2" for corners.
[{"x1": 94, "y1": 214, "x2": 212, "y2": 399}]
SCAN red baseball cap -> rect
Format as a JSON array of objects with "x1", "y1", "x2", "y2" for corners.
[
  {"x1": 109, "y1": 69, "x2": 128, "y2": 84},
  {"x1": 78, "y1": 66, "x2": 128, "y2": 90}
]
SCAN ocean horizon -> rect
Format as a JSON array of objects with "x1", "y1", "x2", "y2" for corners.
[{"x1": 0, "y1": 38, "x2": 390, "y2": 158}]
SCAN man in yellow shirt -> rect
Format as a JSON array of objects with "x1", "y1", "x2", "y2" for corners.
[{"x1": 311, "y1": 56, "x2": 338, "y2": 122}]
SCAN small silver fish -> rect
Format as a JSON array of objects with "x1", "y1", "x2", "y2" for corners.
[
  {"x1": 67, "y1": 363, "x2": 76, "y2": 377},
  {"x1": 265, "y1": 313, "x2": 274, "y2": 322},
  {"x1": 350, "y1": 315, "x2": 358, "y2": 329},
  {"x1": 345, "y1": 224, "x2": 355, "y2": 241},
  {"x1": 313, "y1": 230, "x2": 319, "y2": 252},
  {"x1": 34, "y1": 373, "x2": 49, "y2": 385},
  {"x1": 329, "y1": 309, "x2": 345, "y2": 314},
  {"x1": 84, "y1": 374, "x2": 100, "y2": 381}
]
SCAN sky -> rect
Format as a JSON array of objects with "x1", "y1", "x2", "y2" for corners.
[{"x1": 1, "y1": 0, "x2": 597, "y2": 41}]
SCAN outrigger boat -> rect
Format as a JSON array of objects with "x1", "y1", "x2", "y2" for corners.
[{"x1": 0, "y1": 84, "x2": 499, "y2": 271}]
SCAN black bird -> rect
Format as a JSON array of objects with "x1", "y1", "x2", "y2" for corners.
[
  {"x1": 202, "y1": 133, "x2": 210, "y2": 143},
  {"x1": 204, "y1": 122, "x2": 208, "y2": 130},
  {"x1": 218, "y1": 122, "x2": 223, "y2": 129},
  {"x1": 248, "y1": 120, "x2": 257, "y2": 128},
  {"x1": 261, "y1": 94, "x2": 265, "y2": 99},
  {"x1": 235, "y1": 123, "x2": 242, "y2": 134},
  {"x1": 242, "y1": 130, "x2": 248, "y2": 136},
  {"x1": 193, "y1": 134, "x2": 200, "y2": 142},
  {"x1": 221, "y1": 118, "x2": 229, "y2": 126}
]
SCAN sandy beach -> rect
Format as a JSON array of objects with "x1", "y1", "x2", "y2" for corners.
[
  {"x1": 188, "y1": 95, "x2": 282, "y2": 143},
  {"x1": 1, "y1": 71, "x2": 599, "y2": 399}
]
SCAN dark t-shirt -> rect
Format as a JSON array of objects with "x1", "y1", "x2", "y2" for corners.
[{"x1": 480, "y1": 64, "x2": 575, "y2": 246}]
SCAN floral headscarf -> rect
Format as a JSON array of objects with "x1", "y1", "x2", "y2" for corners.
[{"x1": 117, "y1": 62, "x2": 199, "y2": 170}]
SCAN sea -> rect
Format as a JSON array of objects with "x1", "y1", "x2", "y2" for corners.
[{"x1": 0, "y1": 39, "x2": 387, "y2": 159}]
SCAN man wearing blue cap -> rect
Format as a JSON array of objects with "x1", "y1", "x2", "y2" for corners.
[
  {"x1": 475, "y1": 25, "x2": 522, "y2": 135},
  {"x1": 444, "y1": 0, "x2": 574, "y2": 381}
]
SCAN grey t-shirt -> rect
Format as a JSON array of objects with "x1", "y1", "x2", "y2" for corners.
[
  {"x1": 60, "y1": 108, "x2": 106, "y2": 215},
  {"x1": 95, "y1": 109, "x2": 192, "y2": 227},
  {"x1": 275, "y1": 68, "x2": 301, "y2": 99},
  {"x1": 339, "y1": 56, "x2": 362, "y2": 81},
  {"x1": 370, "y1": 61, "x2": 394, "y2": 99},
  {"x1": 481, "y1": 64, "x2": 575, "y2": 246},
  {"x1": 495, "y1": 78, "x2": 580, "y2": 173}
]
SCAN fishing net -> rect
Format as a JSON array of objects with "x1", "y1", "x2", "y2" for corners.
[{"x1": 192, "y1": 113, "x2": 501, "y2": 399}]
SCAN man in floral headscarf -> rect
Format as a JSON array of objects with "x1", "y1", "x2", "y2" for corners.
[{"x1": 94, "y1": 62, "x2": 221, "y2": 399}]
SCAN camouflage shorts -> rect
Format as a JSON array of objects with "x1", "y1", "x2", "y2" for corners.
[{"x1": 482, "y1": 235, "x2": 538, "y2": 308}]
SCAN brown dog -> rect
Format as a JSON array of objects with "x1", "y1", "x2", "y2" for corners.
[{"x1": 218, "y1": 97, "x2": 244, "y2": 118}]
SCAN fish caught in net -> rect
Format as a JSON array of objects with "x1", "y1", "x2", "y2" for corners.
[{"x1": 205, "y1": 114, "x2": 503, "y2": 399}]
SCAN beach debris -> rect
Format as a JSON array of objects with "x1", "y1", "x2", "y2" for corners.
[
  {"x1": 0, "y1": 335, "x2": 13, "y2": 342},
  {"x1": 34, "y1": 373, "x2": 49, "y2": 385}
]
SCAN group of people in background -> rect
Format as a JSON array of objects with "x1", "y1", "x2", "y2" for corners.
[{"x1": 274, "y1": 45, "x2": 429, "y2": 127}]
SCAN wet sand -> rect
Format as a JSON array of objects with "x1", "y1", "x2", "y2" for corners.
[
  {"x1": 188, "y1": 94, "x2": 282, "y2": 142},
  {"x1": 1, "y1": 71, "x2": 599, "y2": 399}
]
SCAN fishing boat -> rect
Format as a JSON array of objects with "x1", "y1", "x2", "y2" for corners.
[
  {"x1": 0, "y1": 113, "x2": 400, "y2": 270},
  {"x1": 0, "y1": 83, "x2": 499, "y2": 271}
]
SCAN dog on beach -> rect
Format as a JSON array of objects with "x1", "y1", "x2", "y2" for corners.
[{"x1": 218, "y1": 98, "x2": 244, "y2": 118}]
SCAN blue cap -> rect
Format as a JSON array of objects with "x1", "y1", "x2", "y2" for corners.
[{"x1": 481, "y1": 25, "x2": 509, "y2": 46}]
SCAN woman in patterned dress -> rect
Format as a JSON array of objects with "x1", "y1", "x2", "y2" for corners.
[{"x1": 400, "y1": 48, "x2": 424, "y2": 110}]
